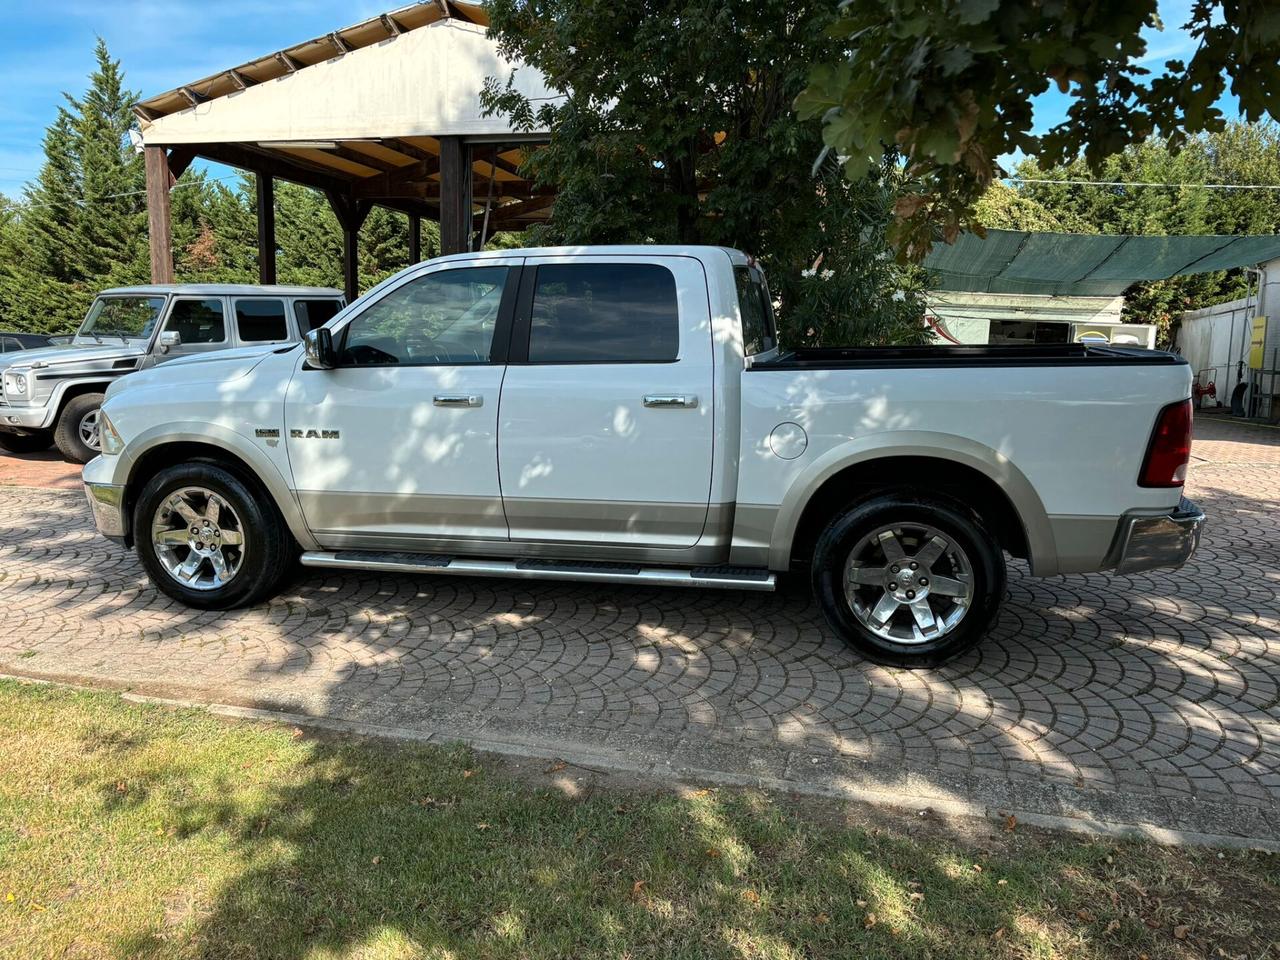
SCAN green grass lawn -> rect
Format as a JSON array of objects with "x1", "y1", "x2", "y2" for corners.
[{"x1": 0, "y1": 679, "x2": 1275, "y2": 960}]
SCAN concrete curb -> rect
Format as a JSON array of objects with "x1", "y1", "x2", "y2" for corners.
[{"x1": 5, "y1": 671, "x2": 1277, "y2": 853}]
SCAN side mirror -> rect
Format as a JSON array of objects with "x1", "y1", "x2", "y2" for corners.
[
  {"x1": 157, "y1": 330, "x2": 181, "y2": 353},
  {"x1": 304, "y1": 327, "x2": 337, "y2": 369}
]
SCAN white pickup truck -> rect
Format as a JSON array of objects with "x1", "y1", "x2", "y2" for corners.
[{"x1": 82, "y1": 246, "x2": 1203, "y2": 666}]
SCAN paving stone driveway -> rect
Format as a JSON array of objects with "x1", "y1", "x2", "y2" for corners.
[{"x1": 1, "y1": 413, "x2": 1277, "y2": 843}]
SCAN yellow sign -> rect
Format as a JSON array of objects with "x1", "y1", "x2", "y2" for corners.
[{"x1": 1249, "y1": 315, "x2": 1268, "y2": 369}]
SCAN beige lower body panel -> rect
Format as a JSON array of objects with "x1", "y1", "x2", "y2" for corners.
[
  {"x1": 1046, "y1": 514, "x2": 1124, "y2": 574},
  {"x1": 301, "y1": 491, "x2": 736, "y2": 567}
]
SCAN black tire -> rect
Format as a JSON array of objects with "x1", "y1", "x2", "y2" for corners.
[
  {"x1": 133, "y1": 462, "x2": 295, "y2": 610},
  {"x1": 53, "y1": 392, "x2": 105, "y2": 464},
  {"x1": 811, "y1": 493, "x2": 1005, "y2": 668},
  {"x1": 0, "y1": 430, "x2": 53, "y2": 454}
]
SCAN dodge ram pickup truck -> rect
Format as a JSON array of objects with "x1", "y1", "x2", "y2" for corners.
[
  {"x1": 0, "y1": 284, "x2": 344, "y2": 463},
  {"x1": 82, "y1": 246, "x2": 1204, "y2": 666}
]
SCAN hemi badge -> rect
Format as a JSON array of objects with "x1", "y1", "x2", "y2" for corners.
[{"x1": 255, "y1": 428, "x2": 280, "y2": 438}]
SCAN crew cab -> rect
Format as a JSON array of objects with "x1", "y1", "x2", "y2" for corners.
[
  {"x1": 81, "y1": 247, "x2": 1203, "y2": 666},
  {"x1": 0, "y1": 284, "x2": 344, "y2": 463}
]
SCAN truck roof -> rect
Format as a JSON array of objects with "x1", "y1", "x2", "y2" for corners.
[
  {"x1": 100, "y1": 284, "x2": 343, "y2": 297},
  {"x1": 424, "y1": 245, "x2": 754, "y2": 267}
]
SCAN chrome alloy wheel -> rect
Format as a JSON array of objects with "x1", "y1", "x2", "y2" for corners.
[
  {"x1": 150, "y1": 487, "x2": 247, "y2": 591},
  {"x1": 79, "y1": 408, "x2": 101, "y2": 451},
  {"x1": 843, "y1": 522, "x2": 975, "y2": 645}
]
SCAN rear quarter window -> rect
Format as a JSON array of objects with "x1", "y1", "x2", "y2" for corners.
[{"x1": 734, "y1": 265, "x2": 777, "y2": 356}]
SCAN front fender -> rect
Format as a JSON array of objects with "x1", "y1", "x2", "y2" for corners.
[
  {"x1": 769, "y1": 429, "x2": 1058, "y2": 575},
  {"x1": 119, "y1": 421, "x2": 319, "y2": 551}
]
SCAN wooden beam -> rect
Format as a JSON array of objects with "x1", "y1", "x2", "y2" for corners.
[
  {"x1": 196, "y1": 142, "x2": 350, "y2": 195},
  {"x1": 438, "y1": 136, "x2": 472, "y2": 255},
  {"x1": 179, "y1": 86, "x2": 205, "y2": 107},
  {"x1": 166, "y1": 147, "x2": 197, "y2": 184},
  {"x1": 226, "y1": 68, "x2": 253, "y2": 90},
  {"x1": 436, "y1": 0, "x2": 452, "y2": 17},
  {"x1": 145, "y1": 146, "x2": 174, "y2": 284},
  {"x1": 326, "y1": 192, "x2": 372, "y2": 301},
  {"x1": 408, "y1": 214, "x2": 422, "y2": 264},
  {"x1": 380, "y1": 13, "x2": 404, "y2": 35},
  {"x1": 329, "y1": 32, "x2": 353, "y2": 54},
  {"x1": 256, "y1": 174, "x2": 277, "y2": 285},
  {"x1": 490, "y1": 195, "x2": 556, "y2": 225},
  {"x1": 380, "y1": 138, "x2": 437, "y2": 166},
  {"x1": 275, "y1": 51, "x2": 303, "y2": 74},
  {"x1": 333, "y1": 145, "x2": 401, "y2": 174}
]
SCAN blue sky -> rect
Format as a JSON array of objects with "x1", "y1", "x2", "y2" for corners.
[{"x1": 0, "y1": 0, "x2": 1230, "y2": 200}]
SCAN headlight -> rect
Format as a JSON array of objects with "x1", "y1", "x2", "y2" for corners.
[
  {"x1": 2, "y1": 370, "x2": 30, "y2": 400},
  {"x1": 98, "y1": 409, "x2": 125, "y2": 456}
]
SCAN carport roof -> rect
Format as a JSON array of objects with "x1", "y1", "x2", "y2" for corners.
[{"x1": 924, "y1": 229, "x2": 1280, "y2": 296}]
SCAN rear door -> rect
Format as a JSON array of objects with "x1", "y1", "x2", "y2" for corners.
[{"x1": 497, "y1": 255, "x2": 715, "y2": 550}]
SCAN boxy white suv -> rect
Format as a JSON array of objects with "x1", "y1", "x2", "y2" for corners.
[{"x1": 0, "y1": 284, "x2": 344, "y2": 462}]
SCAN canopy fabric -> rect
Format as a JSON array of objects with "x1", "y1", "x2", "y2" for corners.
[
  {"x1": 924, "y1": 229, "x2": 1280, "y2": 297},
  {"x1": 138, "y1": 17, "x2": 555, "y2": 146}
]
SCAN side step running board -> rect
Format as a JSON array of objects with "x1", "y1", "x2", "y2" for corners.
[{"x1": 299, "y1": 551, "x2": 776, "y2": 592}]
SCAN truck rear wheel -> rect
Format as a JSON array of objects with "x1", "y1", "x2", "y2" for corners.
[
  {"x1": 0, "y1": 430, "x2": 53, "y2": 454},
  {"x1": 53, "y1": 392, "x2": 105, "y2": 464},
  {"x1": 133, "y1": 462, "x2": 294, "y2": 610},
  {"x1": 811, "y1": 493, "x2": 1005, "y2": 668}
]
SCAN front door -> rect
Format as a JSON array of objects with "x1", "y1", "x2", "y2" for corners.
[
  {"x1": 497, "y1": 256, "x2": 716, "y2": 550},
  {"x1": 285, "y1": 259, "x2": 521, "y2": 548},
  {"x1": 155, "y1": 296, "x2": 230, "y2": 362}
]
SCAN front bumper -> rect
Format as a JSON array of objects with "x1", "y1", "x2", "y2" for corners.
[
  {"x1": 1111, "y1": 498, "x2": 1205, "y2": 574},
  {"x1": 84, "y1": 480, "x2": 127, "y2": 542},
  {"x1": 0, "y1": 402, "x2": 54, "y2": 432}
]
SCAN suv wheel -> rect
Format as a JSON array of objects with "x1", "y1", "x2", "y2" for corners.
[
  {"x1": 53, "y1": 392, "x2": 106, "y2": 464},
  {"x1": 811, "y1": 493, "x2": 1005, "y2": 668},
  {"x1": 0, "y1": 430, "x2": 53, "y2": 454},
  {"x1": 134, "y1": 462, "x2": 294, "y2": 610}
]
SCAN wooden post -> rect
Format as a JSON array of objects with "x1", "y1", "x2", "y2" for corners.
[
  {"x1": 438, "y1": 136, "x2": 472, "y2": 255},
  {"x1": 326, "y1": 191, "x2": 372, "y2": 302},
  {"x1": 256, "y1": 173, "x2": 277, "y2": 285},
  {"x1": 144, "y1": 146, "x2": 174, "y2": 284},
  {"x1": 408, "y1": 213, "x2": 421, "y2": 264}
]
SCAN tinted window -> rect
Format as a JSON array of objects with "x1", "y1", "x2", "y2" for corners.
[
  {"x1": 527, "y1": 263, "x2": 679, "y2": 363},
  {"x1": 734, "y1": 265, "x2": 777, "y2": 356},
  {"x1": 295, "y1": 298, "x2": 343, "y2": 333},
  {"x1": 166, "y1": 298, "x2": 226, "y2": 344},
  {"x1": 340, "y1": 267, "x2": 508, "y2": 365},
  {"x1": 235, "y1": 299, "x2": 289, "y2": 342},
  {"x1": 0, "y1": 337, "x2": 18, "y2": 353}
]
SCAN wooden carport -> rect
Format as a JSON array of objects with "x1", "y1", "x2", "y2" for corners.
[{"x1": 133, "y1": 1, "x2": 555, "y2": 300}]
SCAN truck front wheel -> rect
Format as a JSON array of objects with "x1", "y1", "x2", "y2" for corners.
[
  {"x1": 811, "y1": 494, "x2": 1005, "y2": 668},
  {"x1": 134, "y1": 462, "x2": 294, "y2": 610}
]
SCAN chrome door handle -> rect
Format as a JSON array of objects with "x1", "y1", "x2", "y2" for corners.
[
  {"x1": 433, "y1": 394, "x2": 483, "y2": 407},
  {"x1": 643, "y1": 394, "x2": 698, "y2": 409}
]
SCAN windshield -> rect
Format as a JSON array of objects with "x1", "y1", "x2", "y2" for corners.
[{"x1": 79, "y1": 296, "x2": 166, "y2": 340}]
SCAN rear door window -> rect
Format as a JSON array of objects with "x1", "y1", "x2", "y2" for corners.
[
  {"x1": 235, "y1": 298, "x2": 290, "y2": 343},
  {"x1": 526, "y1": 263, "x2": 679, "y2": 363}
]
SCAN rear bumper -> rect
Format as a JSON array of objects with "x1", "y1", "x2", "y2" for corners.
[{"x1": 1109, "y1": 498, "x2": 1205, "y2": 574}]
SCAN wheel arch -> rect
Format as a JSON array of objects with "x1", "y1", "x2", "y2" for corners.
[
  {"x1": 772, "y1": 432, "x2": 1057, "y2": 575},
  {"x1": 121, "y1": 425, "x2": 318, "y2": 551}
]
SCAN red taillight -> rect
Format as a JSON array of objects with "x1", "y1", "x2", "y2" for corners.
[{"x1": 1139, "y1": 399, "x2": 1193, "y2": 487}]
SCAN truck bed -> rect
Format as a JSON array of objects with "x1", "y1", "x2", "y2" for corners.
[{"x1": 752, "y1": 344, "x2": 1187, "y2": 370}]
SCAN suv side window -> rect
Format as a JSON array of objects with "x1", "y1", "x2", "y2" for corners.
[
  {"x1": 166, "y1": 298, "x2": 227, "y2": 344},
  {"x1": 294, "y1": 298, "x2": 343, "y2": 334},
  {"x1": 339, "y1": 267, "x2": 510, "y2": 366},
  {"x1": 235, "y1": 298, "x2": 289, "y2": 343},
  {"x1": 526, "y1": 263, "x2": 679, "y2": 363}
]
